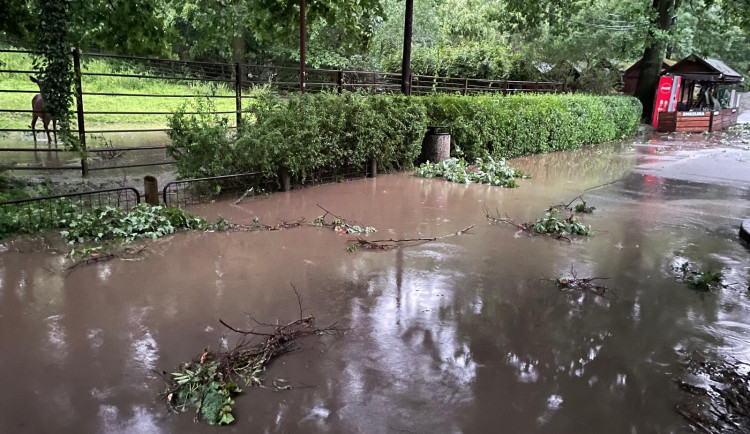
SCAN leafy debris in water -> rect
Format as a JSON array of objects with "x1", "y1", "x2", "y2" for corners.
[
  {"x1": 486, "y1": 206, "x2": 591, "y2": 242},
  {"x1": 673, "y1": 262, "x2": 724, "y2": 291},
  {"x1": 415, "y1": 157, "x2": 529, "y2": 187}
]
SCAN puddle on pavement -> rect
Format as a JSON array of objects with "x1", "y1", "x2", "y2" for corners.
[{"x1": 2, "y1": 132, "x2": 750, "y2": 433}]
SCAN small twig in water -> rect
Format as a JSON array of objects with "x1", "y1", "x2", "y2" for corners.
[{"x1": 544, "y1": 266, "x2": 613, "y2": 297}]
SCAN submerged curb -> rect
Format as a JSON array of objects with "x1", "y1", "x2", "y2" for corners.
[{"x1": 741, "y1": 219, "x2": 750, "y2": 244}]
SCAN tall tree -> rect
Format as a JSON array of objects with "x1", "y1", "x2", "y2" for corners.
[
  {"x1": 634, "y1": 0, "x2": 676, "y2": 120},
  {"x1": 505, "y1": 0, "x2": 750, "y2": 118}
]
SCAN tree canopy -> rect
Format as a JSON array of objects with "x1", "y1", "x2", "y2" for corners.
[{"x1": 1, "y1": 0, "x2": 747, "y2": 100}]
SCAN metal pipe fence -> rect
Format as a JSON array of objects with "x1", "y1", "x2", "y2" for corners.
[
  {"x1": 0, "y1": 47, "x2": 561, "y2": 177},
  {"x1": 162, "y1": 172, "x2": 262, "y2": 207},
  {"x1": 0, "y1": 187, "x2": 141, "y2": 236}
]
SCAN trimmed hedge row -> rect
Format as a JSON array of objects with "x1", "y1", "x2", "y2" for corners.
[
  {"x1": 423, "y1": 93, "x2": 642, "y2": 160},
  {"x1": 167, "y1": 92, "x2": 641, "y2": 180}
]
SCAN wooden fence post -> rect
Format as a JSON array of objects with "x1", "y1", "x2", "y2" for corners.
[
  {"x1": 337, "y1": 70, "x2": 343, "y2": 94},
  {"x1": 463, "y1": 78, "x2": 469, "y2": 95},
  {"x1": 235, "y1": 63, "x2": 242, "y2": 129},
  {"x1": 72, "y1": 48, "x2": 88, "y2": 177}
]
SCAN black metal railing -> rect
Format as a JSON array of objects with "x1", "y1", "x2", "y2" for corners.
[
  {"x1": 0, "y1": 187, "x2": 141, "y2": 236},
  {"x1": 162, "y1": 172, "x2": 262, "y2": 207},
  {"x1": 294, "y1": 163, "x2": 370, "y2": 187}
]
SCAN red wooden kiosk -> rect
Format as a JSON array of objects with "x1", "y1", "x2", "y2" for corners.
[{"x1": 655, "y1": 54, "x2": 743, "y2": 133}]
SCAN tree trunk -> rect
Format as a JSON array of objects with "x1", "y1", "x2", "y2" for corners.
[
  {"x1": 634, "y1": 0, "x2": 676, "y2": 120},
  {"x1": 232, "y1": 36, "x2": 245, "y2": 64},
  {"x1": 401, "y1": 0, "x2": 414, "y2": 95}
]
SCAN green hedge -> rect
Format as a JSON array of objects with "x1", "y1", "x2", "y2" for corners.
[
  {"x1": 167, "y1": 92, "x2": 641, "y2": 180},
  {"x1": 235, "y1": 93, "x2": 428, "y2": 180},
  {"x1": 422, "y1": 93, "x2": 642, "y2": 160}
]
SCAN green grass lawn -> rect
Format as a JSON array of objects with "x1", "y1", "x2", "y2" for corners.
[{"x1": 0, "y1": 48, "x2": 251, "y2": 131}]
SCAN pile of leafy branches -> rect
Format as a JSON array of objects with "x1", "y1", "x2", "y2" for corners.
[
  {"x1": 162, "y1": 294, "x2": 340, "y2": 426},
  {"x1": 59, "y1": 204, "x2": 207, "y2": 244},
  {"x1": 673, "y1": 262, "x2": 724, "y2": 291},
  {"x1": 415, "y1": 157, "x2": 529, "y2": 187},
  {"x1": 530, "y1": 209, "x2": 590, "y2": 236},
  {"x1": 0, "y1": 198, "x2": 208, "y2": 243},
  {"x1": 674, "y1": 353, "x2": 750, "y2": 433}
]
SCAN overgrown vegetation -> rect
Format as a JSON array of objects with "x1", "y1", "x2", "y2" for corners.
[
  {"x1": 415, "y1": 157, "x2": 529, "y2": 187},
  {"x1": 168, "y1": 92, "x2": 641, "y2": 181}
]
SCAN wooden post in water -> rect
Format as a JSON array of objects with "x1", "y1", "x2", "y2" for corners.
[{"x1": 72, "y1": 48, "x2": 88, "y2": 177}]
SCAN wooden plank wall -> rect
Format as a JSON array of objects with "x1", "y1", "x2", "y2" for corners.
[
  {"x1": 676, "y1": 111, "x2": 711, "y2": 132},
  {"x1": 711, "y1": 111, "x2": 722, "y2": 132},
  {"x1": 721, "y1": 108, "x2": 738, "y2": 129},
  {"x1": 657, "y1": 109, "x2": 738, "y2": 133},
  {"x1": 657, "y1": 112, "x2": 677, "y2": 132}
]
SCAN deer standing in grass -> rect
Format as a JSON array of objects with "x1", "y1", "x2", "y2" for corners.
[{"x1": 29, "y1": 76, "x2": 57, "y2": 149}]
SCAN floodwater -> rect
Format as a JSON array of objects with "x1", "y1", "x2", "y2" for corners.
[
  {"x1": 0, "y1": 128, "x2": 176, "y2": 190},
  {"x1": 1, "y1": 130, "x2": 750, "y2": 433}
]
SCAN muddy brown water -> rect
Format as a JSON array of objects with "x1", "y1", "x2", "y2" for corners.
[{"x1": 2, "y1": 132, "x2": 750, "y2": 433}]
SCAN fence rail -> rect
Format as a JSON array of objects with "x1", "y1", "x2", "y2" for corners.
[
  {"x1": 0, "y1": 47, "x2": 562, "y2": 177},
  {"x1": 0, "y1": 187, "x2": 141, "y2": 234},
  {"x1": 162, "y1": 172, "x2": 262, "y2": 207}
]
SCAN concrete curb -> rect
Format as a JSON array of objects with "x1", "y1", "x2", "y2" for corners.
[{"x1": 741, "y1": 219, "x2": 750, "y2": 244}]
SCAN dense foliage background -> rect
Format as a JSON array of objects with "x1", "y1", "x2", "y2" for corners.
[{"x1": 2, "y1": 1, "x2": 748, "y2": 92}]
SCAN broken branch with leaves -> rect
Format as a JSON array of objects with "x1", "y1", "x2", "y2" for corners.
[{"x1": 160, "y1": 284, "x2": 344, "y2": 426}]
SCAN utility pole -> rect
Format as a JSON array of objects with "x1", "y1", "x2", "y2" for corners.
[
  {"x1": 300, "y1": 0, "x2": 306, "y2": 93},
  {"x1": 401, "y1": 0, "x2": 413, "y2": 95}
]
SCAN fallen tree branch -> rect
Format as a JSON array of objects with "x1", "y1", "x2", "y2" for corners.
[
  {"x1": 484, "y1": 205, "x2": 573, "y2": 242},
  {"x1": 549, "y1": 195, "x2": 583, "y2": 212},
  {"x1": 233, "y1": 187, "x2": 254, "y2": 205},
  {"x1": 314, "y1": 203, "x2": 376, "y2": 235},
  {"x1": 225, "y1": 217, "x2": 307, "y2": 232},
  {"x1": 348, "y1": 224, "x2": 475, "y2": 250},
  {"x1": 66, "y1": 246, "x2": 147, "y2": 275},
  {"x1": 160, "y1": 284, "x2": 344, "y2": 426}
]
